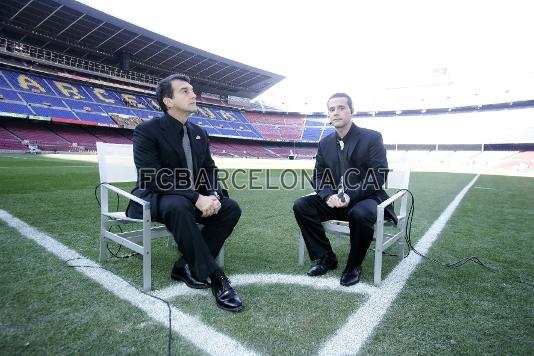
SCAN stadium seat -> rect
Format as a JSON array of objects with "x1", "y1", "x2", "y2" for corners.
[
  {"x1": 297, "y1": 155, "x2": 411, "y2": 286},
  {"x1": 96, "y1": 142, "x2": 223, "y2": 291}
]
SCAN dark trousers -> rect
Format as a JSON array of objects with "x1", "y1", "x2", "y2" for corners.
[
  {"x1": 157, "y1": 195, "x2": 241, "y2": 280},
  {"x1": 293, "y1": 194, "x2": 377, "y2": 270}
]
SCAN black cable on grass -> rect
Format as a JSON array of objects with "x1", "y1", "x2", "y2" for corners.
[
  {"x1": 94, "y1": 182, "x2": 118, "y2": 210},
  {"x1": 399, "y1": 189, "x2": 534, "y2": 288},
  {"x1": 106, "y1": 226, "x2": 139, "y2": 259},
  {"x1": 95, "y1": 183, "x2": 140, "y2": 259},
  {"x1": 65, "y1": 258, "x2": 173, "y2": 356}
]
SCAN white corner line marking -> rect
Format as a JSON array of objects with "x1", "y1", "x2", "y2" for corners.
[
  {"x1": 318, "y1": 174, "x2": 480, "y2": 356},
  {"x1": 0, "y1": 209, "x2": 258, "y2": 356},
  {"x1": 154, "y1": 273, "x2": 378, "y2": 300}
]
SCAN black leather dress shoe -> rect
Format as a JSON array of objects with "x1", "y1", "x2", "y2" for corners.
[
  {"x1": 340, "y1": 266, "x2": 362, "y2": 286},
  {"x1": 171, "y1": 263, "x2": 211, "y2": 289},
  {"x1": 307, "y1": 253, "x2": 338, "y2": 276},
  {"x1": 211, "y1": 276, "x2": 243, "y2": 312}
]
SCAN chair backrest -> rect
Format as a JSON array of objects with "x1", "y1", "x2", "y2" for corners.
[
  {"x1": 384, "y1": 154, "x2": 410, "y2": 190},
  {"x1": 96, "y1": 142, "x2": 137, "y2": 183}
]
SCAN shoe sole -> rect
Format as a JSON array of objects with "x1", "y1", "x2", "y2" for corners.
[
  {"x1": 171, "y1": 274, "x2": 211, "y2": 289},
  {"x1": 306, "y1": 262, "x2": 338, "y2": 276},
  {"x1": 340, "y1": 279, "x2": 360, "y2": 287},
  {"x1": 215, "y1": 302, "x2": 244, "y2": 312}
]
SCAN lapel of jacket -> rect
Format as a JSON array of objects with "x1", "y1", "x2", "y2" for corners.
[
  {"x1": 159, "y1": 114, "x2": 188, "y2": 169},
  {"x1": 344, "y1": 123, "x2": 361, "y2": 162},
  {"x1": 322, "y1": 133, "x2": 341, "y2": 180}
]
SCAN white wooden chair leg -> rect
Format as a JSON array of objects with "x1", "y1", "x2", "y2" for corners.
[
  {"x1": 298, "y1": 233, "x2": 305, "y2": 265},
  {"x1": 99, "y1": 188, "x2": 110, "y2": 262},
  {"x1": 216, "y1": 246, "x2": 224, "y2": 267},
  {"x1": 166, "y1": 235, "x2": 174, "y2": 248},
  {"x1": 374, "y1": 210, "x2": 385, "y2": 286},
  {"x1": 142, "y1": 208, "x2": 152, "y2": 292},
  {"x1": 99, "y1": 232, "x2": 109, "y2": 262},
  {"x1": 398, "y1": 230, "x2": 405, "y2": 260}
]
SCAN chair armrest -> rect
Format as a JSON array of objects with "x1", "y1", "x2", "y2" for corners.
[
  {"x1": 377, "y1": 190, "x2": 406, "y2": 210},
  {"x1": 102, "y1": 183, "x2": 149, "y2": 206}
]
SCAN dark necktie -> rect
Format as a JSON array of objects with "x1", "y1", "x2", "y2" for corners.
[
  {"x1": 337, "y1": 139, "x2": 346, "y2": 201},
  {"x1": 182, "y1": 124, "x2": 193, "y2": 174}
]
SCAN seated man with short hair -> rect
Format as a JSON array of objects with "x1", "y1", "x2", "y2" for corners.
[
  {"x1": 127, "y1": 74, "x2": 243, "y2": 312},
  {"x1": 293, "y1": 93, "x2": 396, "y2": 286}
]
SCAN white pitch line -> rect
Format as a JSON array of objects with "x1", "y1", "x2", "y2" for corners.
[
  {"x1": 96, "y1": 271, "x2": 374, "y2": 301},
  {"x1": 231, "y1": 273, "x2": 378, "y2": 295},
  {"x1": 0, "y1": 209, "x2": 258, "y2": 356},
  {"x1": 319, "y1": 174, "x2": 480, "y2": 356},
  {"x1": 155, "y1": 273, "x2": 377, "y2": 300}
]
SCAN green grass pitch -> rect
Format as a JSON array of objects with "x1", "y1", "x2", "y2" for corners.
[{"x1": 0, "y1": 154, "x2": 532, "y2": 355}]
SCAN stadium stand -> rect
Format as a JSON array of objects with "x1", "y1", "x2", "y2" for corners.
[
  {"x1": 495, "y1": 151, "x2": 534, "y2": 172},
  {"x1": 0, "y1": 0, "x2": 532, "y2": 176},
  {"x1": 0, "y1": 123, "x2": 28, "y2": 151},
  {"x1": 0, "y1": 68, "x2": 269, "y2": 140},
  {"x1": 245, "y1": 111, "x2": 304, "y2": 141},
  {"x1": 1, "y1": 119, "x2": 71, "y2": 151},
  {"x1": 1, "y1": 60, "x2": 533, "y2": 172}
]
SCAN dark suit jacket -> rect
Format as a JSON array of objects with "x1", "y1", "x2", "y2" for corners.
[
  {"x1": 313, "y1": 123, "x2": 397, "y2": 223},
  {"x1": 126, "y1": 113, "x2": 222, "y2": 219}
]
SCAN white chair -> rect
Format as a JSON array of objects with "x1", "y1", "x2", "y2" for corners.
[
  {"x1": 97, "y1": 142, "x2": 223, "y2": 291},
  {"x1": 298, "y1": 156, "x2": 410, "y2": 286}
]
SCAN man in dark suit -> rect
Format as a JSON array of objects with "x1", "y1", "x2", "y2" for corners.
[
  {"x1": 293, "y1": 93, "x2": 396, "y2": 286},
  {"x1": 126, "y1": 74, "x2": 243, "y2": 312}
]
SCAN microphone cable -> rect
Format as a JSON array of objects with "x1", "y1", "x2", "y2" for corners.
[
  {"x1": 94, "y1": 182, "x2": 139, "y2": 259},
  {"x1": 398, "y1": 189, "x2": 533, "y2": 287},
  {"x1": 65, "y1": 257, "x2": 173, "y2": 356}
]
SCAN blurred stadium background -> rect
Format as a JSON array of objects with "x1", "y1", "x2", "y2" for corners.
[
  {"x1": 0, "y1": 0, "x2": 533, "y2": 173},
  {"x1": 1, "y1": 0, "x2": 533, "y2": 355}
]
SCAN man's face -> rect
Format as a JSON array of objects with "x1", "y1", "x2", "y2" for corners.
[
  {"x1": 164, "y1": 79, "x2": 197, "y2": 115},
  {"x1": 327, "y1": 96, "x2": 353, "y2": 130}
]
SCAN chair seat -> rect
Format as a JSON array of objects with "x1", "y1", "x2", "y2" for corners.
[
  {"x1": 322, "y1": 219, "x2": 397, "y2": 233},
  {"x1": 103, "y1": 211, "x2": 141, "y2": 222}
]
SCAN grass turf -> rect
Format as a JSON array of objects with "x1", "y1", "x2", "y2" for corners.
[{"x1": 0, "y1": 154, "x2": 532, "y2": 354}]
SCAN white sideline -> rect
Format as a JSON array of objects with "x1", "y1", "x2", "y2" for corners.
[
  {"x1": 0, "y1": 209, "x2": 257, "y2": 356},
  {"x1": 318, "y1": 174, "x2": 480, "y2": 355}
]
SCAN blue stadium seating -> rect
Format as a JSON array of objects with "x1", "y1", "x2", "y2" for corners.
[
  {"x1": 76, "y1": 111, "x2": 116, "y2": 124},
  {"x1": 301, "y1": 128, "x2": 322, "y2": 142},
  {"x1": 0, "y1": 88, "x2": 23, "y2": 102},
  {"x1": 63, "y1": 98, "x2": 105, "y2": 113},
  {"x1": 0, "y1": 72, "x2": 14, "y2": 89},
  {"x1": 30, "y1": 106, "x2": 79, "y2": 119},
  {"x1": 3, "y1": 70, "x2": 56, "y2": 94},
  {"x1": 0, "y1": 101, "x2": 33, "y2": 115},
  {"x1": 45, "y1": 79, "x2": 88, "y2": 100},
  {"x1": 304, "y1": 116, "x2": 326, "y2": 128},
  {"x1": 236, "y1": 130, "x2": 258, "y2": 139},
  {"x1": 19, "y1": 92, "x2": 67, "y2": 107},
  {"x1": 217, "y1": 128, "x2": 240, "y2": 137},
  {"x1": 322, "y1": 126, "x2": 335, "y2": 138},
  {"x1": 83, "y1": 87, "x2": 121, "y2": 105},
  {"x1": 129, "y1": 108, "x2": 160, "y2": 120},
  {"x1": 99, "y1": 104, "x2": 135, "y2": 116},
  {"x1": 0, "y1": 67, "x2": 272, "y2": 141}
]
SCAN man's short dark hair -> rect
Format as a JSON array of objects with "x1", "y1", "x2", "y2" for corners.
[
  {"x1": 156, "y1": 73, "x2": 191, "y2": 113},
  {"x1": 328, "y1": 93, "x2": 354, "y2": 113}
]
